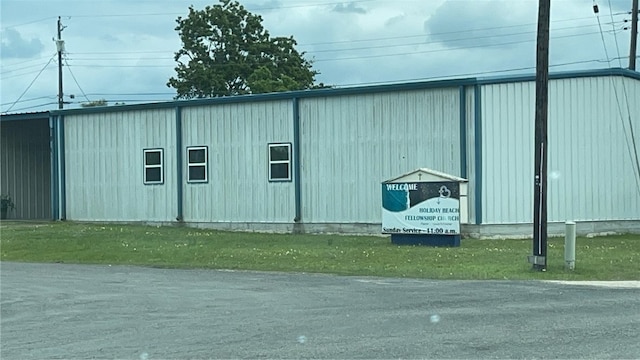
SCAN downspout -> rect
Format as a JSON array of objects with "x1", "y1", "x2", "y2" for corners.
[
  {"x1": 175, "y1": 106, "x2": 183, "y2": 222},
  {"x1": 293, "y1": 97, "x2": 302, "y2": 223},
  {"x1": 474, "y1": 84, "x2": 483, "y2": 225},
  {"x1": 59, "y1": 115, "x2": 66, "y2": 220},
  {"x1": 49, "y1": 115, "x2": 59, "y2": 220},
  {"x1": 459, "y1": 86, "x2": 468, "y2": 179}
]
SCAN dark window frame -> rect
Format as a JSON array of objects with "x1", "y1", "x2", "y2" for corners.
[
  {"x1": 187, "y1": 146, "x2": 208, "y2": 183},
  {"x1": 143, "y1": 148, "x2": 164, "y2": 185},
  {"x1": 268, "y1": 143, "x2": 292, "y2": 182}
]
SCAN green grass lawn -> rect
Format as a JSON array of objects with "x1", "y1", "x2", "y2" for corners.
[{"x1": 1, "y1": 221, "x2": 638, "y2": 280}]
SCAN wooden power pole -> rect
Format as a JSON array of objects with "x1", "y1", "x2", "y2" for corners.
[
  {"x1": 529, "y1": 0, "x2": 551, "y2": 271},
  {"x1": 56, "y1": 17, "x2": 65, "y2": 109},
  {"x1": 631, "y1": 0, "x2": 638, "y2": 70}
]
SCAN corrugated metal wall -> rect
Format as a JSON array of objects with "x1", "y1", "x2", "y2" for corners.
[
  {"x1": 299, "y1": 89, "x2": 461, "y2": 223},
  {"x1": 480, "y1": 75, "x2": 640, "y2": 224},
  {"x1": 64, "y1": 109, "x2": 177, "y2": 221},
  {"x1": 181, "y1": 101, "x2": 295, "y2": 222},
  {"x1": 0, "y1": 119, "x2": 51, "y2": 219}
]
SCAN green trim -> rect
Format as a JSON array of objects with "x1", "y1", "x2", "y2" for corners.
[
  {"x1": 293, "y1": 98, "x2": 301, "y2": 222},
  {"x1": 48, "y1": 114, "x2": 65, "y2": 220},
  {"x1": 49, "y1": 78, "x2": 478, "y2": 116},
  {"x1": 476, "y1": 67, "x2": 640, "y2": 85},
  {"x1": 59, "y1": 116, "x2": 66, "y2": 220},
  {"x1": 474, "y1": 85, "x2": 483, "y2": 225},
  {"x1": 49, "y1": 116, "x2": 58, "y2": 220},
  {"x1": 459, "y1": 86, "x2": 467, "y2": 179},
  {"x1": 175, "y1": 107, "x2": 183, "y2": 222}
]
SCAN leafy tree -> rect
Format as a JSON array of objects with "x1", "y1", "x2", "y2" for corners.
[{"x1": 167, "y1": 0, "x2": 321, "y2": 99}]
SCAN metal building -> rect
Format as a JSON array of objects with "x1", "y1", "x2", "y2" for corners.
[{"x1": 4, "y1": 68, "x2": 639, "y2": 236}]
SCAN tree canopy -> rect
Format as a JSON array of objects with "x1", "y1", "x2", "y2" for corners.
[{"x1": 167, "y1": 0, "x2": 321, "y2": 99}]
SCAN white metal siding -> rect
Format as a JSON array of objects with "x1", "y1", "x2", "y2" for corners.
[
  {"x1": 64, "y1": 109, "x2": 176, "y2": 221},
  {"x1": 181, "y1": 101, "x2": 295, "y2": 222},
  {"x1": 481, "y1": 75, "x2": 640, "y2": 224},
  {"x1": 300, "y1": 89, "x2": 461, "y2": 223}
]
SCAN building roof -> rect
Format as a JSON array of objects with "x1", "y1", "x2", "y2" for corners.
[
  {"x1": 383, "y1": 168, "x2": 468, "y2": 184},
  {"x1": 3, "y1": 68, "x2": 638, "y2": 119},
  {"x1": 0, "y1": 111, "x2": 50, "y2": 122}
]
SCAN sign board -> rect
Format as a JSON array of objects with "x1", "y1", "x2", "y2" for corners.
[{"x1": 382, "y1": 181, "x2": 461, "y2": 235}]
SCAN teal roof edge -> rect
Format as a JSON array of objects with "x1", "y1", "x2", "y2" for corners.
[{"x1": 2, "y1": 67, "x2": 637, "y2": 118}]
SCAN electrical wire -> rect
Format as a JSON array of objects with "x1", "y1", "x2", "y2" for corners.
[
  {"x1": 313, "y1": 31, "x2": 604, "y2": 63},
  {"x1": 606, "y1": 0, "x2": 640, "y2": 197},
  {"x1": 301, "y1": 16, "x2": 624, "y2": 47},
  {"x1": 0, "y1": 95, "x2": 56, "y2": 107},
  {"x1": 1, "y1": 54, "x2": 61, "y2": 71},
  {"x1": 2, "y1": 54, "x2": 56, "y2": 114},
  {"x1": 64, "y1": 58, "x2": 91, "y2": 103},
  {"x1": 60, "y1": 29, "x2": 610, "y2": 70},
  {"x1": 607, "y1": 0, "x2": 626, "y2": 67},
  {"x1": 1, "y1": 68, "x2": 55, "y2": 80},
  {"x1": 1, "y1": 7, "x2": 633, "y2": 115},
  {"x1": 3, "y1": 102, "x2": 59, "y2": 113},
  {"x1": 0, "y1": 16, "x2": 56, "y2": 30},
  {"x1": 1, "y1": 63, "x2": 49, "y2": 75},
  {"x1": 594, "y1": 1, "x2": 640, "y2": 196}
]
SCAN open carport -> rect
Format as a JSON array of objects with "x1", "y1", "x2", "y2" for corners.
[{"x1": 0, "y1": 112, "x2": 51, "y2": 220}]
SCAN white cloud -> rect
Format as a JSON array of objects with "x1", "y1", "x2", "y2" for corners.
[
  {"x1": 0, "y1": 0, "x2": 635, "y2": 113},
  {"x1": 1, "y1": 28, "x2": 45, "y2": 59}
]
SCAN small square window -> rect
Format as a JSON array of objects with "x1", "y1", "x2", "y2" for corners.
[
  {"x1": 187, "y1": 146, "x2": 208, "y2": 183},
  {"x1": 268, "y1": 143, "x2": 291, "y2": 182},
  {"x1": 143, "y1": 149, "x2": 163, "y2": 185}
]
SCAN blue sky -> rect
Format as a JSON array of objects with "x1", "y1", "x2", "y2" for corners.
[{"x1": 1, "y1": 0, "x2": 637, "y2": 113}]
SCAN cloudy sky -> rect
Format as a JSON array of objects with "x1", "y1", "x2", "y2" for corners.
[{"x1": 1, "y1": 0, "x2": 637, "y2": 113}]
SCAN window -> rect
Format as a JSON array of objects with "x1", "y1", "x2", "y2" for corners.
[
  {"x1": 143, "y1": 149, "x2": 164, "y2": 185},
  {"x1": 187, "y1": 146, "x2": 208, "y2": 183},
  {"x1": 268, "y1": 143, "x2": 291, "y2": 182}
]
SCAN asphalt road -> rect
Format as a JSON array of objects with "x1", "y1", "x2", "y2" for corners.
[{"x1": 1, "y1": 262, "x2": 639, "y2": 359}]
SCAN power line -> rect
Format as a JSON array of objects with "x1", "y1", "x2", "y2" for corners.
[
  {"x1": 58, "y1": 29, "x2": 610, "y2": 70},
  {"x1": 1, "y1": 67, "x2": 56, "y2": 80},
  {"x1": 54, "y1": 0, "x2": 379, "y2": 19},
  {"x1": 301, "y1": 16, "x2": 626, "y2": 47},
  {"x1": 607, "y1": 0, "x2": 626, "y2": 67},
  {"x1": 312, "y1": 31, "x2": 605, "y2": 63},
  {"x1": 0, "y1": 95, "x2": 56, "y2": 107},
  {"x1": 1, "y1": 54, "x2": 60, "y2": 71},
  {"x1": 64, "y1": 23, "x2": 612, "y2": 62},
  {"x1": 593, "y1": 1, "x2": 640, "y2": 196},
  {"x1": 2, "y1": 54, "x2": 56, "y2": 114},
  {"x1": 55, "y1": 16, "x2": 622, "y2": 59},
  {"x1": 0, "y1": 16, "x2": 56, "y2": 30},
  {"x1": 64, "y1": 58, "x2": 91, "y2": 103},
  {"x1": 2, "y1": 102, "x2": 59, "y2": 113},
  {"x1": 308, "y1": 25, "x2": 611, "y2": 54},
  {"x1": 1, "y1": 62, "x2": 56, "y2": 75},
  {"x1": 606, "y1": 0, "x2": 640, "y2": 196},
  {"x1": 85, "y1": 92, "x2": 175, "y2": 96}
]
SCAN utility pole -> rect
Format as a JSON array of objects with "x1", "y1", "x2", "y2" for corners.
[
  {"x1": 529, "y1": 0, "x2": 550, "y2": 271},
  {"x1": 630, "y1": 0, "x2": 638, "y2": 70},
  {"x1": 56, "y1": 16, "x2": 65, "y2": 109}
]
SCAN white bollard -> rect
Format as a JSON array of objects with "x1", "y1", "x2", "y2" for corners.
[{"x1": 565, "y1": 221, "x2": 576, "y2": 270}]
